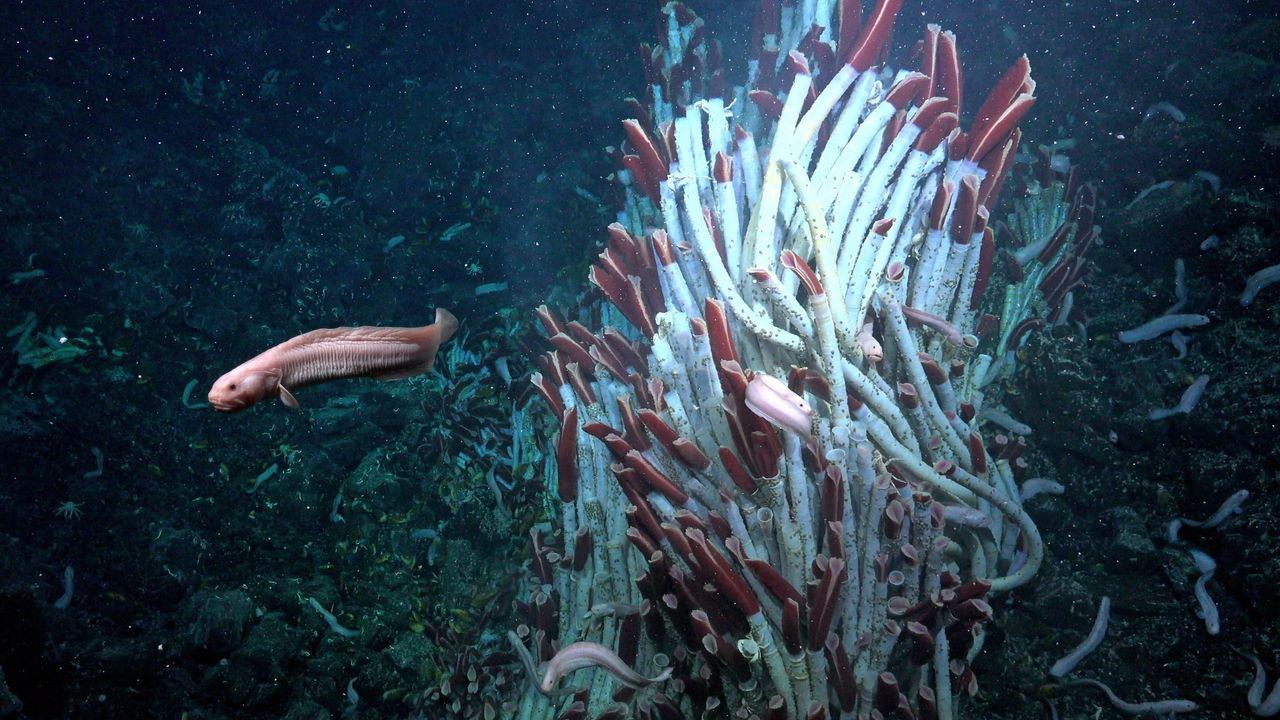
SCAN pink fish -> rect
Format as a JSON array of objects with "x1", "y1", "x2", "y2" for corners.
[
  {"x1": 539, "y1": 641, "x2": 671, "y2": 693},
  {"x1": 208, "y1": 308, "x2": 458, "y2": 413}
]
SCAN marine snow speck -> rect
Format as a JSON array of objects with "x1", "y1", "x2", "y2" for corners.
[{"x1": 207, "y1": 308, "x2": 458, "y2": 413}]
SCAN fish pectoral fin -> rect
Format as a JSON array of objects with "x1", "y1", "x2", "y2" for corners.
[{"x1": 279, "y1": 385, "x2": 300, "y2": 409}]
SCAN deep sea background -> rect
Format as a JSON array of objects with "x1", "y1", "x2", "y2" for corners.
[{"x1": 0, "y1": 0, "x2": 1277, "y2": 718}]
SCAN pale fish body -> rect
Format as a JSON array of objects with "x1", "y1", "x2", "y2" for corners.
[
  {"x1": 208, "y1": 308, "x2": 458, "y2": 413},
  {"x1": 539, "y1": 641, "x2": 671, "y2": 693}
]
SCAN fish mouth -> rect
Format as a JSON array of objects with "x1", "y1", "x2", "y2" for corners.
[{"x1": 209, "y1": 398, "x2": 244, "y2": 413}]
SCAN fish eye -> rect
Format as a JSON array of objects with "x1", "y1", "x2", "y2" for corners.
[{"x1": 229, "y1": 383, "x2": 237, "y2": 390}]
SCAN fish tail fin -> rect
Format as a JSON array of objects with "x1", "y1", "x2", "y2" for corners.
[
  {"x1": 367, "y1": 308, "x2": 459, "y2": 380},
  {"x1": 434, "y1": 308, "x2": 459, "y2": 347}
]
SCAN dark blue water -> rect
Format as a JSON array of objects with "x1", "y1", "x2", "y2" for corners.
[{"x1": 0, "y1": 1, "x2": 1275, "y2": 718}]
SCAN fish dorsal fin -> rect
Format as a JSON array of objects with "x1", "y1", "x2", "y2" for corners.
[{"x1": 279, "y1": 385, "x2": 300, "y2": 409}]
